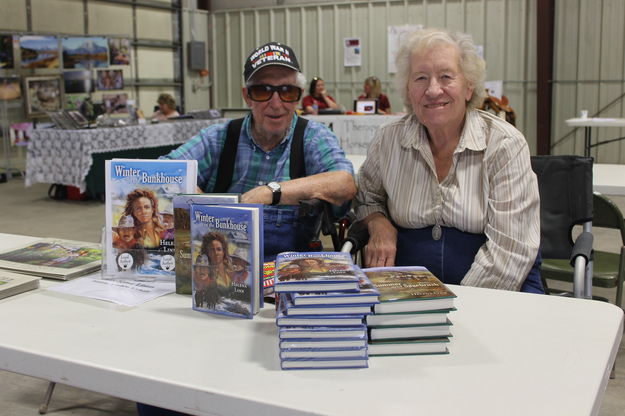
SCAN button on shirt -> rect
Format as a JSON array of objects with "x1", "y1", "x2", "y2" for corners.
[
  {"x1": 162, "y1": 113, "x2": 354, "y2": 195},
  {"x1": 355, "y1": 109, "x2": 540, "y2": 290}
]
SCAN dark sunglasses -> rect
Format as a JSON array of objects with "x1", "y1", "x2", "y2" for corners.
[{"x1": 247, "y1": 84, "x2": 302, "y2": 102}]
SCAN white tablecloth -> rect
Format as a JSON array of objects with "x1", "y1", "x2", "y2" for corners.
[{"x1": 26, "y1": 119, "x2": 226, "y2": 193}]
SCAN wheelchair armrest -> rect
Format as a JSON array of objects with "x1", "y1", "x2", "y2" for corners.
[
  {"x1": 569, "y1": 231, "x2": 593, "y2": 267},
  {"x1": 342, "y1": 220, "x2": 370, "y2": 254},
  {"x1": 570, "y1": 231, "x2": 593, "y2": 299},
  {"x1": 298, "y1": 198, "x2": 325, "y2": 217}
]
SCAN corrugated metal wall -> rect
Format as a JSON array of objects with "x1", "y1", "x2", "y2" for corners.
[
  {"x1": 551, "y1": 0, "x2": 625, "y2": 163},
  {"x1": 210, "y1": 0, "x2": 538, "y2": 153}
]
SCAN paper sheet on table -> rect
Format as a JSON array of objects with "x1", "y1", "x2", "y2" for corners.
[{"x1": 47, "y1": 272, "x2": 175, "y2": 306}]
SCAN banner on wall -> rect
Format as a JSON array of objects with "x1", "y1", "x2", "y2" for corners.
[
  {"x1": 344, "y1": 38, "x2": 361, "y2": 67},
  {"x1": 387, "y1": 24, "x2": 422, "y2": 73}
]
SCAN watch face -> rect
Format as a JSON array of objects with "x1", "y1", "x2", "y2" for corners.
[{"x1": 268, "y1": 182, "x2": 280, "y2": 192}]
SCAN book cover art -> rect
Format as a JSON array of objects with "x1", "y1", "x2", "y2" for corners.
[
  {"x1": 190, "y1": 204, "x2": 262, "y2": 319},
  {"x1": 290, "y1": 270, "x2": 380, "y2": 306},
  {"x1": 104, "y1": 159, "x2": 197, "y2": 279},
  {"x1": 275, "y1": 293, "x2": 365, "y2": 327},
  {"x1": 0, "y1": 238, "x2": 101, "y2": 280},
  {"x1": 274, "y1": 252, "x2": 360, "y2": 292},
  {"x1": 363, "y1": 266, "x2": 456, "y2": 313},
  {"x1": 173, "y1": 193, "x2": 240, "y2": 294}
]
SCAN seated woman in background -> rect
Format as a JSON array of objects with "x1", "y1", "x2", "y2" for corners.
[
  {"x1": 354, "y1": 28, "x2": 543, "y2": 293},
  {"x1": 358, "y1": 76, "x2": 392, "y2": 114},
  {"x1": 153, "y1": 93, "x2": 180, "y2": 120},
  {"x1": 302, "y1": 77, "x2": 339, "y2": 114}
]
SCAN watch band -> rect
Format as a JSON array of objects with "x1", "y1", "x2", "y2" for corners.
[{"x1": 267, "y1": 182, "x2": 281, "y2": 205}]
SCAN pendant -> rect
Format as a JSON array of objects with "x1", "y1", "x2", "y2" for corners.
[{"x1": 432, "y1": 224, "x2": 442, "y2": 241}]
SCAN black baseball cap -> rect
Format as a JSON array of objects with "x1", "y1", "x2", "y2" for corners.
[{"x1": 243, "y1": 41, "x2": 300, "y2": 82}]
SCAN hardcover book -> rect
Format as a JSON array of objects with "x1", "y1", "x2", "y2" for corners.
[
  {"x1": 289, "y1": 270, "x2": 379, "y2": 306},
  {"x1": 105, "y1": 159, "x2": 197, "y2": 279},
  {"x1": 0, "y1": 238, "x2": 101, "y2": 280},
  {"x1": 278, "y1": 325, "x2": 367, "y2": 340},
  {"x1": 363, "y1": 266, "x2": 456, "y2": 313},
  {"x1": 280, "y1": 347, "x2": 367, "y2": 360},
  {"x1": 190, "y1": 204, "x2": 263, "y2": 319},
  {"x1": 280, "y1": 357, "x2": 368, "y2": 370},
  {"x1": 368, "y1": 337, "x2": 450, "y2": 356},
  {"x1": 0, "y1": 270, "x2": 40, "y2": 299},
  {"x1": 365, "y1": 309, "x2": 453, "y2": 327},
  {"x1": 368, "y1": 320, "x2": 453, "y2": 340},
  {"x1": 173, "y1": 193, "x2": 240, "y2": 294},
  {"x1": 276, "y1": 294, "x2": 365, "y2": 327},
  {"x1": 279, "y1": 339, "x2": 367, "y2": 350},
  {"x1": 274, "y1": 251, "x2": 360, "y2": 293},
  {"x1": 284, "y1": 301, "x2": 372, "y2": 316}
]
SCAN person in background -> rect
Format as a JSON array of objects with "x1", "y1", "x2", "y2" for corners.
[
  {"x1": 358, "y1": 76, "x2": 392, "y2": 114},
  {"x1": 354, "y1": 28, "x2": 542, "y2": 293},
  {"x1": 302, "y1": 77, "x2": 339, "y2": 114},
  {"x1": 152, "y1": 93, "x2": 180, "y2": 120}
]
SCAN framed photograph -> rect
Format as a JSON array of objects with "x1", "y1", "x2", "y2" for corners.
[
  {"x1": 62, "y1": 37, "x2": 108, "y2": 69},
  {"x1": 0, "y1": 77, "x2": 21, "y2": 100},
  {"x1": 0, "y1": 35, "x2": 14, "y2": 69},
  {"x1": 63, "y1": 70, "x2": 93, "y2": 94},
  {"x1": 19, "y1": 35, "x2": 59, "y2": 69},
  {"x1": 102, "y1": 93, "x2": 128, "y2": 114},
  {"x1": 108, "y1": 38, "x2": 130, "y2": 65},
  {"x1": 64, "y1": 93, "x2": 89, "y2": 111},
  {"x1": 96, "y1": 69, "x2": 123, "y2": 90},
  {"x1": 24, "y1": 76, "x2": 63, "y2": 118}
]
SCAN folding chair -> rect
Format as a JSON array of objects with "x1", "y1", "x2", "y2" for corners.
[
  {"x1": 531, "y1": 155, "x2": 594, "y2": 299},
  {"x1": 542, "y1": 192, "x2": 625, "y2": 308}
]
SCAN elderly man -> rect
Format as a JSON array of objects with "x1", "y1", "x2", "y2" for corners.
[{"x1": 162, "y1": 41, "x2": 356, "y2": 261}]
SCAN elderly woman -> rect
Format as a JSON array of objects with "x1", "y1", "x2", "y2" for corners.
[
  {"x1": 354, "y1": 28, "x2": 542, "y2": 293},
  {"x1": 123, "y1": 189, "x2": 164, "y2": 249}
]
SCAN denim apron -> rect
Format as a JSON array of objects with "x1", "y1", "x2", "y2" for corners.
[{"x1": 395, "y1": 225, "x2": 544, "y2": 293}]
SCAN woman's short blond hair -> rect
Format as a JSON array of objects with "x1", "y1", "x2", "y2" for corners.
[{"x1": 394, "y1": 28, "x2": 486, "y2": 113}]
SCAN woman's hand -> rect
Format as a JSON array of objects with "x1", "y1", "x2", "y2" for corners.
[{"x1": 363, "y1": 212, "x2": 397, "y2": 267}]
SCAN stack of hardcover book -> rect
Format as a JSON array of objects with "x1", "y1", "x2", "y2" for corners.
[
  {"x1": 363, "y1": 266, "x2": 456, "y2": 357},
  {"x1": 274, "y1": 252, "x2": 379, "y2": 370}
]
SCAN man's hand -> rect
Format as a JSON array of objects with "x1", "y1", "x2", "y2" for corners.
[
  {"x1": 241, "y1": 185, "x2": 273, "y2": 204},
  {"x1": 363, "y1": 212, "x2": 397, "y2": 267}
]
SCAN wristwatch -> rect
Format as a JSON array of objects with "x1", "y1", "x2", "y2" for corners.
[{"x1": 266, "y1": 181, "x2": 281, "y2": 205}]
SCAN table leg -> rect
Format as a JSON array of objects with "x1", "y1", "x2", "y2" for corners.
[
  {"x1": 38, "y1": 381, "x2": 56, "y2": 414},
  {"x1": 584, "y1": 126, "x2": 591, "y2": 157}
]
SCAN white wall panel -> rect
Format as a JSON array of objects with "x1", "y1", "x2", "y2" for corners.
[
  {"x1": 211, "y1": 0, "x2": 537, "y2": 152},
  {"x1": 88, "y1": 2, "x2": 133, "y2": 36},
  {"x1": 0, "y1": 0, "x2": 28, "y2": 31},
  {"x1": 31, "y1": 0, "x2": 84, "y2": 34},
  {"x1": 137, "y1": 8, "x2": 173, "y2": 41}
]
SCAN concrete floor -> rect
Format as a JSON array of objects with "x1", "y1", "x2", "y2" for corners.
[{"x1": 0, "y1": 177, "x2": 624, "y2": 415}]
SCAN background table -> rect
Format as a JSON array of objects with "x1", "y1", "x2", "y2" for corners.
[
  {"x1": 26, "y1": 119, "x2": 225, "y2": 196},
  {"x1": 0, "y1": 233, "x2": 622, "y2": 416},
  {"x1": 565, "y1": 117, "x2": 625, "y2": 157},
  {"x1": 306, "y1": 114, "x2": 402, "y2": 155}
]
